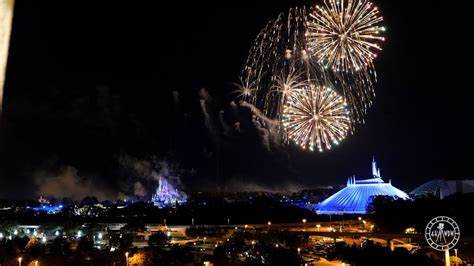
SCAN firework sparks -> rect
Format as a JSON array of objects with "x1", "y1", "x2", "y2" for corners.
[
  {"x1": 282, "y1": 84, "x2": 350, "y2": 152},
  {"x1": 233, "y1": 77, "x2": 256, "y2": 99},
  {"x1": 238, "y1": 2, "x2": 386, "y2": 151},
  {"x1": 306, "y1": 0, "x2": 385, "y2": 72}
]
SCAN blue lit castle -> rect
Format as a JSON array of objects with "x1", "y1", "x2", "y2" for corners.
[
  {"x1": 316, "y1": 158, "x2": 410, "y2": 215},
  {"x1": 151, "y1": 176, "x2": 187, "y2": 208}
]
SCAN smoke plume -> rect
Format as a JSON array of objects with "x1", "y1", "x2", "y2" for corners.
[{"x1": 35, "y1": 166, "x2": 117, "y2": 201}]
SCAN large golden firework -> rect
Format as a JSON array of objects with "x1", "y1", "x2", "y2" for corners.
[
  {"x1": 306, "y1": 0, "x2": 385, "y2": 72},
  {"x1": 282, "y1": 84, "x2": 350, "y2": 152}
]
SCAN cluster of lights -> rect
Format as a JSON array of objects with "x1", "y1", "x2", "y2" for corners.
[{"x1": 282, "y1": 85, "x2": 350, "y2": 152}]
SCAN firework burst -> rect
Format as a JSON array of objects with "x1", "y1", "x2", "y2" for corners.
[
  {"x1": 282, "y1": 84, "x2": 350, "y2": 152},
  {"x1": 306, "y1": 0, "x2": 385, "y2": 72},
  {"x1": 238, "y1": 2, "x2": 385, "y2": 151}
]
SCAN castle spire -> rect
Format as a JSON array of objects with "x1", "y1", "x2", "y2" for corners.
[{"x1": 372, "y1": 156, "x2": 378, "y2": 177}]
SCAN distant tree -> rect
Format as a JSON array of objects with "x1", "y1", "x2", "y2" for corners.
[
  {"x1": 51, "y1": 237, "x2": 70, "y2": 255},
  {"x1": 243, "y1": 257, "x2": 264, "y2": 266},
  {"x1": 61, "y1": 197, "x2": 75, "y2": 206},
  {"x1": 122, "y1": 222, "x2": 145, "y2": 234},
  {"x1": 109, "y1": 234, "x2": 133, "y2": 250},
  {"x1": 213, "y1": 246, "x2": 230, "y2": 266},
  {"x1": 25, "y1": 238, "x2": 44, "y2": 259},
  {"x1": 148, "y1": 232, "x2": 167, "y2": 248},
  {"x1": 168, "y1": 246, "x2": 193, "y2": 265},
  {"x1": 77, "y1": 235, "x2": 94, "y2": 252},
  {"x1": 80, "y1": 196, "x2": 99, "y2": 206},
  {"x1": 267, "y1": 247, "x2": 303, "y2": 266},
  {"x1": 3, "y1": 239, "x2": 19, "y2": 257},
  {"x1": 16, "y1": 236, "x2": 30, "y2": 251}
]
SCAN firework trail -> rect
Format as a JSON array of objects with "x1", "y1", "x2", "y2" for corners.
[{"x1": 238, "y1": 0, "x2": 385, "y2": 151}]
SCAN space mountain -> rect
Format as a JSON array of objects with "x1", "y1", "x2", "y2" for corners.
[{"x1": 315, "y1": 158, "x2": 410, "y2": 215}]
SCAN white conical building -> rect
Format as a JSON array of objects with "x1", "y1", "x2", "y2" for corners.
[{"x1": 316, "y1": 158, "x2": 410, "y2": 215}]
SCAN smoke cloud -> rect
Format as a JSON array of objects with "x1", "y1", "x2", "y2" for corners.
[
  {"x1": 224, "y1": 178, "x2": 307, "y2": 193},
  {"x1": 172, "y1": 90, "x2": 180, "y2": 105},
  {"x1": 133, "y1": 181, "x2": 147, "y2": 197},
  {"x1": 240, "y1": 101, "x2": 283, "y2": 151},
  {"x1": 199, "y1": 88, "x2": 213, "y2": 103},
  {"x1": 117, "y1": 154, "x2": 186, "y2": 197},
  {"x1": 35, "y1": 166, "x2": 117, "y2": 201},
  {"x1": 219, "y1": 110, "x2": 232, "y2": 136}
]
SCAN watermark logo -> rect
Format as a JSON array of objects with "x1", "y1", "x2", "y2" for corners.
[{"x1": 425, "y1": 216, "x2": 460, "y2": 251}]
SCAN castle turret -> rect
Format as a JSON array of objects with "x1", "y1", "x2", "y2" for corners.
[{"x1": 372, "y1": 156, "x2": 378, "y2": 177}]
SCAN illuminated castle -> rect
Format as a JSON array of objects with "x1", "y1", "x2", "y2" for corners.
[
  {"x1": 316, "y1": 158, "x2": 410, "y2": 215},
  {"x1": 151, "y1": 176, "x2": 187, "y2": 208}
]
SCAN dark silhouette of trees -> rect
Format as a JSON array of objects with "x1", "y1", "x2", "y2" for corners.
[
  {"x1": 328, "y1": 241, "x2": 440, "y2": 266},
  {"x1": 148, "y1": 232, "x2": 167, "y2": 248},
  {"x1": 77, "y1": 235, "x2": 94, "y2": 252}
]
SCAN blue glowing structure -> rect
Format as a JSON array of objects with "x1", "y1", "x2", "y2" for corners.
[
  {"x1": 316, "y1": 158, "x2": 410, "y2": 214},
  {"x1": 33, "y1": 204, "x2": 64, "y2": 214},
  {"x1": 151, "y1": 176, "x2": 187, "y2": 208}
]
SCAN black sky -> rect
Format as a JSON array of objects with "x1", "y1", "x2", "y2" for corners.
[{"x1": 1, "y1": 0, "x2": 472, "y2": 199}]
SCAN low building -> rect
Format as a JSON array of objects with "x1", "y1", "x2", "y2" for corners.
[{"x1": 410, "y1": 179, "x2": 474, "y2": 199}]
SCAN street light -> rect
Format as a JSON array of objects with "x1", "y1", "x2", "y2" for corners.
[
  {"x1": 267, "y1": 221, "x2": 271, "y2": 230},
  {"x1": 297, "y1": 248, "x2": 301, "y2": 255},
  {"x1": 17, "y1": 257, "x2": 22, "y2": 266},
  {"x1": 35, "y1": 260, "x2": 39, "y2": 266},
  {"x1": 302, "y1": 219, "x2": 307, "y2": 231},
  {"x1": 454, "y1": 249, "x2": 459, "y2": 266},
  {"x1": 203, "y1": 237, "x2": 206, "y2": 244},
  {"x1": 251, "y1": 240, "x2": 255, "y2": 248},
  {"x1": 125, "y1": 252, "x2": 129, "y2": 266},
  {"x1": 316, "y1": 224, "x2": 321, "y2": 232}
]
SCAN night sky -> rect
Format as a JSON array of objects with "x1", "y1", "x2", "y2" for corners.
[{"x1": 1, "y1": 0, "x2": 471, "y2": 199}]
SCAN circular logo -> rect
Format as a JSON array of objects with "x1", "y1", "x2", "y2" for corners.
[{"x1": 425, "y1": 216, "x2": 460, "y2": 251}]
